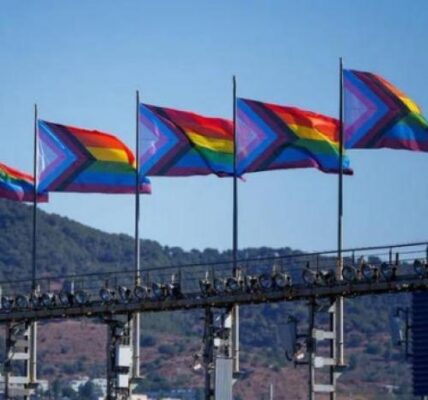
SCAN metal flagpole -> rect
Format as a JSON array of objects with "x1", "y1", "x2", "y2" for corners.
[
  {"x1": 132, "y1": 91, "x2": 141, "y2": 379},
  {"x1": 336, "y1": 57, "x2": 345, "y2": 366},
  {"x1": 232, "y1": 76, "x2": 240, "y2": 374},
  {"x1": 30, "y1": 104, "x2": 38, "y2": 385}
]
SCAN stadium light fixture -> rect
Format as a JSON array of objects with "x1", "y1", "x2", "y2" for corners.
[
  {"x1": 1, "y1": 296, "x2": 13, "y2": 311},
  {"x1": 100, "y1": 287, "x2": 115, "y2": 303},
  {"x1": 245, "y1": 275, "x2": 259, "y2": 292},
  {"x1": 414, "y1": 259, "x2": 427, "y2": 277},
  {"x1": 134, "y1": 285, "x2": 150, "y2": 300},
  {"x1": 226, "y1": 277, "x2": 241, "y2": 293},
  {"x1": 30, "y1": 294, "x2": 41, "y2": 309},
  {"x1": 151, "y1": 282, "x2": 166, "y2": 299},
  {"x1": 258, "y1": 273, "x2": 273, "y2": 290},
  {"x1": 41, "y1": 293, "x2": 55, "y2": 308},
  {"x1": 380, "y1": 262, "x2": 396, "y2": 281},
  {"x1": 302, "y1": 269, "x2": 317, "y2": 286},
  {"x1": 58, "y1": 291, "x2": 73, "y2": 307},
  {"x1": 118, "y1": 286, "x2": 132, "y2": 303},
  {"x1": 317, "y1": 270, "x2": 336, "y2": 285},
  {"x1": 273, "y1": 272, "x2": 291, "y2": 289},
  {"x1": 361, "y1": 263, "x2": 377, "y2": 281},
  {"x1": 213, "y1": 278, "x2": 225, "y2": 294},
  {"x1": 74, "y1": 290, "x2": 89, "y2": 306},
  {"x1": 342, "y1": 265, "x2": 357, "y2": 282},
  {"x1": 14, "y1": 294, "x2": 29, "y2": 309}
]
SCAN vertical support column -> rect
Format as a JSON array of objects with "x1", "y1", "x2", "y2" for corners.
[
  {"x1": 308, "y1": 300, "x2": 315, "y2": 400},
  {"x1": 203, "y1": 307, "x2": 214, "y2": 400},
  {"x1": 106, "y1": 315, "x2": 133, "y2": 400},
  {"x1": 5, "y1": 321, "x2": 37, "y2": 399}
]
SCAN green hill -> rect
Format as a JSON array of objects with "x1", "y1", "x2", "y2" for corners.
[{"x1": 0, "y1": 199, "x2": 415, "y2": 399}]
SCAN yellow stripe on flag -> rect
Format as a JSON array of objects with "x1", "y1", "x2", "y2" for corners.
[
  {"x1": 87, "y1": 147, "x2": 132, "y2": 164},
  {"x1": 288, "y1": 124, "x2": 336, "y2": 145},
  {"x1": 186, "y1": 131, "x2": 233, "y2": 153}
]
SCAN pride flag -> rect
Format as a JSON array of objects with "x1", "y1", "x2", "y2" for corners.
[
  {"x1": 237, "y1": 98, "x2": 352, "y2": 175},
  {"x1": 38, "y1": 121, "x2": 151, "y2": 194},
  {"x1": 139, "y1": 104, "x2": 234, "y2": 177},
  {"x1": 0, "y1": 162, "x2": 48, "y2": 202},
  {"x1": 344, "y1": 70, "x2": 428, "y2": 151}
]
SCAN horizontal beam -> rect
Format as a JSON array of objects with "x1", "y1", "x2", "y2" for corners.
[{"x1": 0, "y1": 275, "x2": 427, "y2": 323}]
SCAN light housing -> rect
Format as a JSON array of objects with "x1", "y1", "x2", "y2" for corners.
[
  {"x1": 41, "y1": 293, "x2": 55, "y2": 308},
  {"x1": 380, "y1": 262, "x2": 396, "y2": 281},
  {"x1": 258, "y1": 273, "x2": 273, "y2": 290},
  {"x1": 302, "y1": 269, "x2": 317, "y2": 286},
  {"x1": 361, "y1": 263, "x2": 377, "y2": 281},
  {"x1": 167, "y1": 282, "x2": 182, "y2": 298},
  {"x1": 317, "y1": 270, "x2": 336, "y2": 285},
  {"x1": 273, "y1": 272, "x2": 291, "y2": 289},
  {"x1": 134, "y1": 285, "x2": 150, "y2": 300},
  {"x1": 151, "y1": 282, "x2": 166, "y2": 299},
  {"x1": 342, "y1": 265, "x2": 357, "y2": 282},
  {"x1": 118, "y1": 286, "x2": 132, "y2": 303},
  {"x1": 58, "y1": 291, "x2": 73, "y2": 306},
  {"x1": 30, "y1": 294, "x2": 41, "y2": 309},
  {"x1": 100, "y1": 288, "x2": 115, "y2": 303},
  {"x1": 1, "y1": 296, "x2": 13, "y2": 311},
  {"x1": 15, "y1": 295, "x2": 29, "y2": 309},
  {"x1": 226, "y1": 277, "x2": 241, "y2": 293},
  {"x1": 199, "y1": 279, "x2": 212, "y2": 296},
  {"x1": 245, "y1": 275, "x2": 259, "y2": 292},
  {"x1": 74, "y1": 290, "x2": 89, "y2": 305},
  {"x1": 414, "y1": 259, "x2": 426, "y2": 277},
  {"x1": 213, "y1": 278, "x2": 225, "y2": 294}
]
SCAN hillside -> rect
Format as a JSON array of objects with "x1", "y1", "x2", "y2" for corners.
[{"x1": 0, "y1": 199, "x2": 415, "y2": 399}]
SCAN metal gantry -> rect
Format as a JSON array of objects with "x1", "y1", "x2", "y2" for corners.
[{"x1": 0, "y1": 241, "x2": 426, "y2": 399}]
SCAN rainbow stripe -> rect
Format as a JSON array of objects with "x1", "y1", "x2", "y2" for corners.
[
  {"x1": 0, "y1": 162, "x2": 48, "y2": 202},
  {"x1": 237, "y1": 98, "x2": 352, "y2": 175},
  {"x1": 344, "y1": 70, "x2": 428, "y2": 151},
  {"x1": 139, "y1": 104, "x2": 234, "y2": 176},
  {"x1": 38, "y1": 121, "x2": 151, "y2": 194}
]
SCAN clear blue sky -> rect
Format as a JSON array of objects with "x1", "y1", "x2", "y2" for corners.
[{"x1": 1, "y1": 0, "x2": 427, "y2": 252}]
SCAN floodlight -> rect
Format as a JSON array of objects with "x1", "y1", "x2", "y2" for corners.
[
  {"x1": 226, "y1": 277, "x2": 241, "y2": 293},
  {"x1": 380, "y1": 262, "x2": 396, "y2": 281},
  {"x1": 258, "y1": 273, "x2": 273, "y2": 290},
  {"x1": 58, "y1": 291, "x2": 73, "y2": 306},
  {"x1": 41, "y1": 293, "x2": 55, "y2": 308},
  {"x1": 213, "y1": 278, "x2": 225, "y2": 293},
  {"x1": 1, "y1": 296, "x2": 13, "y2": 311},
  {"x1": 151, "y1": 282, "x2": 166, "y2": 299},
  {"x1": 30, "y1": 294, "x2": 41, "y2": 308},
  {"x1": 100, "y1": 288, "x2": 115, "y2": 303},
  {"x1": 245, "y1": 275, "x2": 259, "y2": 292},
  {"x1": 167, "y1": 282, "x2": 182, "y2": 298},
  {"x1": 74, "y1": 290, "x2": 89, "y2": 305},
  {"x1": 273, "y1": 272, "x2": 291, "y2": 289},
  {"x1": 15, "y1": 295, "x2": 29, "y2": 309},
  {"x1": 342, "y1": 265, "x2": 357, "y2": 282},
  {"x1": 317, "y1": 270, "x2": 336, "y2": 285},
  {"x1": 302, "y1": 269, "x2": 317, "y2": 285},
  {"x1": 199, "y1": 278, "x2": 212, "y2": 295},
  {"x1": 134, "y1": 285, "x2": 150, "y2": 300},
  {"x1": 361, "y1": 263, "x2": 377, "y2": 281},
  {"x1": 118, "y1": 286, "x2": 132, "y2": 303},
  {"x1": 414, "y1": 259, "x2": 426, "y2": 277}
]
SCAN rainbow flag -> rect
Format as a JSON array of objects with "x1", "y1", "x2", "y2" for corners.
[
  {"x1": 139, "y1": 104, "x2": 234, "y2": 176},
  {"x1": 344, "y1": 70, "x2": 428, "y2": 151},
  {"x1": 0, "y1": 162, "x2": 48, "y2": 202},
  {"x1": 38, "y1": 121, "x2": 151, "y2": 194},
  {"x1": 237, "y1": 98, "x2": 352, "y2": 175}
]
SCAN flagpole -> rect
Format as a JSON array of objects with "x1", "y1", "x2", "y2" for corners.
[
  {"x1": 232, "y1": 75, "x2": 240, "y2": 374},
  {"x1": 336, "y1": 57, "x2": 345, "y2": 366},
  {"x1": 30, "y1": 103, "x2": 38, "y2": 384},
  {"x1": 132, "y1": 91, "x2": 141, "y2": 379}
]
